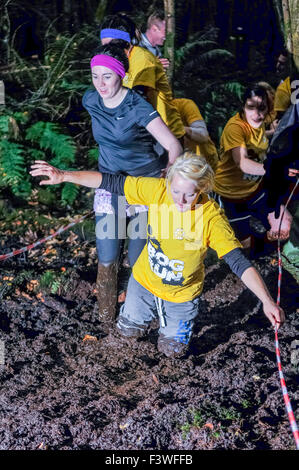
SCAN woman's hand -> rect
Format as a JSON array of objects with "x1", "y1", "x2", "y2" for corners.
[
  {"x1": 30, "y1": 161, "x2": 103, "y2": 188},
  {"x1": 159, "y1": 57, "x2": 170, "y2": 70},
  {"x1": 262, "y1": 299, "x2": 285, "y2": 330},
  {"x1": 241, "y1": 266, "x2": 285, "y2": 330},
  {"x1": 267, "y1": 205, "x2": 292, "y2": 240},
  {"x1": 30, "y1": 160, "x2": 64, "y2": 185},
  {"x1": 160, "y1": 162, "x2": 173, "y2": 178},
  {"x1": 288, "y1": 168, "x2": 299, "y2": 177}
]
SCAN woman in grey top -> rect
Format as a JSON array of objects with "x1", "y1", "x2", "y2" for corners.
[{"x1": 82, "y1": 43, "x2": 182, "y2": 330}]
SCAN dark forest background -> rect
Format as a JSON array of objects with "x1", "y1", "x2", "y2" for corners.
[{"x1": 0, "y1": 0, "x2": 286, "y2": 210}]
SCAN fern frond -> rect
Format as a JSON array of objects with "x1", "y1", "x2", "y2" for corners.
[
  {"x1": 88, "y1": 147, "x2": 99, "y2": 165},
  {"x1": 223, "y1": 81, "x2": 245, "y2": 100},
  {"x1": 175, "y1": 40, "x2": 218, "y2": 68},
  {"x1": 184, "y1": 49, "x2": 234, "y2": 72},
  {"x1": 12, "y1": 111, "x2": 30, "y2": 125},
  {"x1": 0, "y1": 116, "x2": 10, "y2": 136},
  {"x1": 25, "y1": 122, "x2": 76, "y2": 165},
  {"x1": 61, "y1": 182, "x2": 79, "y2": 206},
  {"x1": 27, "y1": 148, "x2": 47, "y2": 161},
  {"x1": 60, "y1": 79, "x2": 87, "y2": 92},
  {"x1": 0, "y1": 140, "x2": 25, "y2": 185},
  {"x1": 12, "y1": 179, "x2": 32, "y2": 198}
]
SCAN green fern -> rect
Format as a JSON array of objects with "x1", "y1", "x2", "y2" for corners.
[
  {"x1": 0, "y1": 116, "x2": 10, "y2": 135},
  {"x1": 12, "y1": 111, "x2": 30, "y2": 125},
  {"x1": 0, "y1": 140, "x2": 25, "y2": 185},
  {"x1": 88, "y1": 147, "x2": 98, "y2": 165},
  {"x1": 27, "y1": 148, "x2": 47, "y2": 161},
  {"x1": 175, "y1": 39, "x2": 219, "y2": 68},
  {"x1": 223, "y1": 81, "x2": 245, "y2": 100},
  {"x1": 0, "y1": 139, "x2": 32, "y2": 197},
  {"x1": 61, "y1": 182, "x2": 80, "y2": 206},
  {"x1": 174, "y1": 26, "x2": 234, "y2": 71},
  {"x1": 13, "y1": 179, "x2": 32, "y2": 198},
  {"x1": 25, "y1": 122, "x2": 76, "y2": 165}
]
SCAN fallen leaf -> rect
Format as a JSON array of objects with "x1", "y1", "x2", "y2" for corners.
[
  {"x1": 203, "y1": 422, "x2": 214, "y2": 430},
  {"x1": 27, "y1": 280, "x2": 39, "y2": 291},
  {"x1": 21, "y1": 292, "x2": 32, "y2": 300},
  {"x1": 152, "y1": 374, "x2": 159, "y2": 384},
  {"x1": 37, "y1": 442, "x2": 48, "y2": 450},
  {"x1": 119, "y1": 422, "x2": 129, "y2": 430},
  {"x1": 36, "y1": 292, "x2": 45, "y2": 302},
  {"x1": 83, "y1": 334, "x2": 98, "y2": 342}
]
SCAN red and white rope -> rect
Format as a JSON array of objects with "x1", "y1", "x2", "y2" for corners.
[
  {"x1": 0, "y1": 211, "x2": 93, "y2": 262},
  {"x1": 275, "y1": 177, "x2": 299, "y2": 450}
]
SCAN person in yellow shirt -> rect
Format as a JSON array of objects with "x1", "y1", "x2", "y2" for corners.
[
  {"x1": 274, "y1": 69, "x2": 299, "y2": 121},
  {"x1": 257, "y1": 81, "x2": 278, "y2": 139},
  {"x1": 173, "y1": 97, "x2": 219, "y2": 172},
  {"x1": 99, "y1": 13, "x2": 186, "y2": 145},
  {"x1": 274, "y1": 76, "x2": 292, "y2": 119},
  {"x1": 214, "y1": 84, "x2": 292, "y2": 250},
  {"x1": 30, "y1": 153, "x2": 285, "y2": 358}
]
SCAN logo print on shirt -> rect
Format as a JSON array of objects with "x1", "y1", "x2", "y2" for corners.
[
  {"x1": 174, "y1": 228, "x2": 185, "y2": 240},
  {"x1": 147, "y1": 228, "x2": 185, "y2": 286},
  {"x1": 116, "y1": 116, "x2": 125, "y2": 120}
]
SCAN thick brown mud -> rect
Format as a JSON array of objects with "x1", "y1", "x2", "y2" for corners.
[{"x1": 0, "y1": 238, "x2": 298, "y2": 450}]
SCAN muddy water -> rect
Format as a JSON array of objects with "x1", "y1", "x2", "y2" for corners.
[{"x1": 0, "y1": 253, "x2": 298, "y2": 450}]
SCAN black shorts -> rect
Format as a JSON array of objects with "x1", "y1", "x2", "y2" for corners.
[{"x1": 218, "y1": 186, "x2": 272, "y2": 241}]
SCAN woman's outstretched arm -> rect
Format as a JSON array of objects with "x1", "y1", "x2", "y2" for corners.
[{"x1": 30, "y1": 161, "x2": 103, "y2": 188}]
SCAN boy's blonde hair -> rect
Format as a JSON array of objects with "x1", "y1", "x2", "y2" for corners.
[{"x1": 166, "y1": 151, "x2": 214, "y2": 194}]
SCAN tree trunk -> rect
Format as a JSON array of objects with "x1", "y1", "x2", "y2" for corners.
[
  {"x1": 95, "y1": 0, "x2": 108, "y2": 23},
  {"x1": 272, "y1": 0, "x2": 285, "y2": 39},
  {"x1": 163, "y1": 0, "x2": 175, "y2": 84},
  {"x1": 281, "y1": 0, "x2": 299, "y2": 71}
]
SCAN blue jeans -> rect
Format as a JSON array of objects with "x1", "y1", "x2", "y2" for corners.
[{"x1": 117, "y1": 275, "x2": 201, "y2": 344}]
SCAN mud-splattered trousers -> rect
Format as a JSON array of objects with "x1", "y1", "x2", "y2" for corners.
[{"x1": 117, "y1": 274, "x2": 201, "y2": 345}]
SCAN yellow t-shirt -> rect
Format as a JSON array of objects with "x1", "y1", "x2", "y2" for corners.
[
  {"x1": 274, "y1": 76, "x2": 291, "y2": 113},
  {"x1": 124, "y1": 176, "x2": 242, "y2": 303},
  {"x1": 173, "y1": 98, "x2": 219, "y2": 171},
  {"x1": 264, "y1": 109, "x2": 277, "y2": 126},
  {"x1": 122, "y1": 46, "x2": 185, "y2": 139},
  {"x1": 213, "y1": 113, "x2": 268, "y2": 199}
]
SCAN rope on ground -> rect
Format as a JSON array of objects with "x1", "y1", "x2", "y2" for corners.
[
  {"x1": 275, "y1": 177, "x2": 299, "y2": 450},
  {"x1": 0, "y1": 210, "x2": 93, "y2": 262}
]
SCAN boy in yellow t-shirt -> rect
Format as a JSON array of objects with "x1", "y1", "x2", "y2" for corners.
[
  {"x1": 123, "y1": 46, "x2": 185, "y2": 139},
  {"x1": 173, "y1": 98, "x2": 219, "y2": 171},
  {"x1": 99, "y1": 14, "x2": 185, "y2": 140}
]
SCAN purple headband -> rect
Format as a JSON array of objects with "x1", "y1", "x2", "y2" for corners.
[
  {"x1": 90, "y1": 54, "x2": 126, "y2": 79},
  {"x1": 100, "y1": 28, "x2": 131, "y2": 43}
]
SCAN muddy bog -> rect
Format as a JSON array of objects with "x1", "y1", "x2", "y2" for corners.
[{"x1": 0, "y1": 244, "x2": 298, "y2": 451}]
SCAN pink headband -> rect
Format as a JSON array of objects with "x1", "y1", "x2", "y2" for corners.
[{"x1": 90, "y1": 54, "x2": 126, "y2": 79}]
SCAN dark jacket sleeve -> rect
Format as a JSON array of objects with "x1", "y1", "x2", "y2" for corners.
[
  {"x1": 222, "y1": 248, "x2": 253, "y2": 278},
  {"x1": 99, "y1": 173, "x2": 127, "y2": 195}
]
